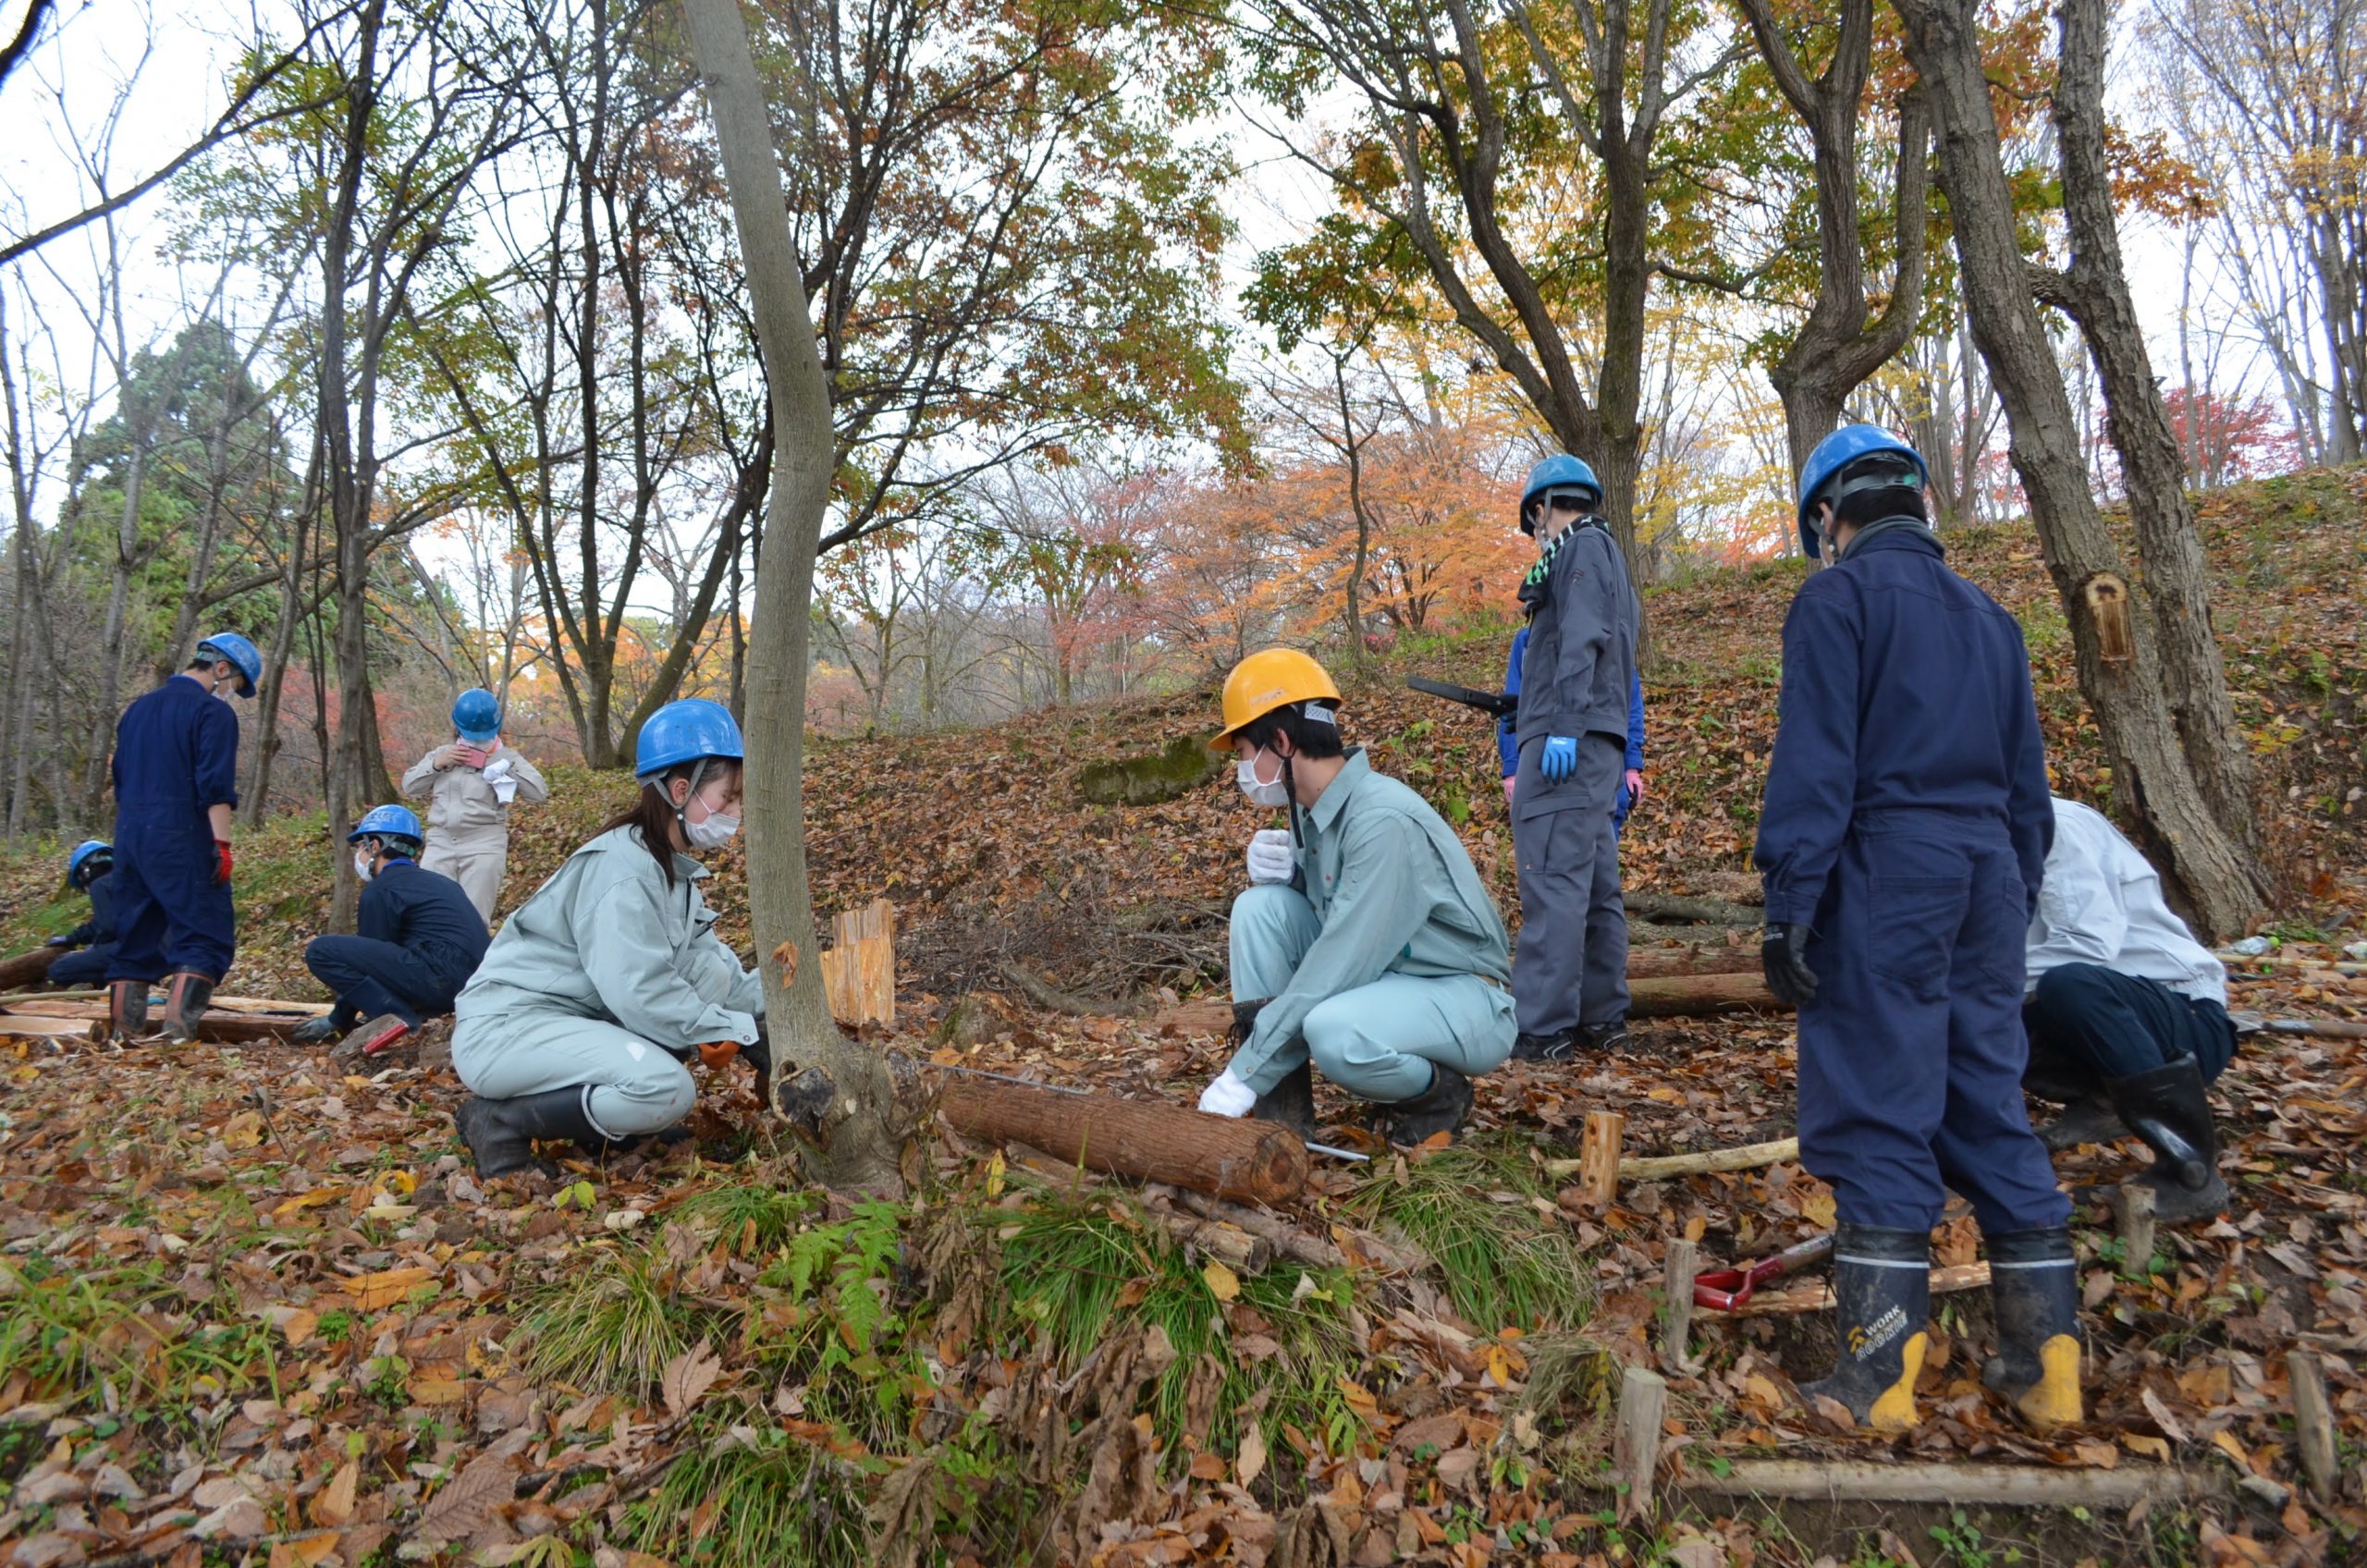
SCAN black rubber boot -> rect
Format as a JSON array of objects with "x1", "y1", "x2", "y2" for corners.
[
  {"x1": 288, "y1": 1014, "x2": 339, "y2": 1045},
  {"x1": 1512, "y1": 1030, "x2": 1576, "y2": 1062},
  {"x1": 1981, "y1": 1227, "x2": 2083, "y2": 1430},
  {"x1": 2036, "y1": 1096, "x2": 2128, "y2": 1153},
  {"x1": 107, "y1": 979, "x2": 150, "y2": 1044},
  {"x1": 1382, "y1": 1062, "x2": 1473, "y2": 1145},
  {"x1": 2103, "y1": 1056, "x2": 2219, "y2": 1194},
  {"x1": 1231, "y1": 999, "x2": 1316, "y2": 1137},
  {"x1": 160, "y1": 973, "x2": 215, "y2": 1045},
  {"x1": 1799, "y1": 1223, "x2": 1930, "y2": 1432},
  {"x1": 455, "y1": 1086, "x2": 606, "y2": 1179}
]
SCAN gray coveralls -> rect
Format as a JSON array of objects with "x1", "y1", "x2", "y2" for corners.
[
  {"x1": 1510, "y1": 520, "x2": 1640, "y2": 1038},
  {"x1": 399, "y1": 744, "x2": 549, "y2": 920},
  {"x1": 450, "y1": 826, "x2": 762, "y2": 1139}
]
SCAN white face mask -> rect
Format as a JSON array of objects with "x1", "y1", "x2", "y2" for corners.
[
  {"x1": 686, "y1": 810, "x2": 742, "y2": 851},
  {"x1": 353, "y1": 851, "x2": 375, "y2": 883},
  {"x1": 1235, "y1": 748, "x2": 1292, "y2": 809}
]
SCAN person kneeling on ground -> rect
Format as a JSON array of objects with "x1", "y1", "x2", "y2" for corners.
[
  {"x1": 2021, "y1": 795, "x2": 2237, "y2": 1223},
  {"x1": 1199, "y1": 649, "x2": 1516, "y2": 1145},
  {"x1": 43, "y1": 841, "x2": 120, "y2": 987},
  {"x1": 448, "y1": 698, "x2": 769, "y2": 1178},
  {"x1": 292, "y1": 804, "x2": 491, "y2": 1056}
]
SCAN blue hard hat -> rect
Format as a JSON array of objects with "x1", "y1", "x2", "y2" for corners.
[
  {"x1": 634, "y1": 697, "x2": 744, "y2": 780},
  {"x1": 195, "y1": 631, "x2": 263, "y2": 698},
  {"x1": 67, "y1": 839, "x2": 111, "y2": 887},
  {"x1": 1797, "y1": 424, "x2": 1929, "y2": 558},
  {"x1": 452, "y1": 687, "x2": 502, "y2": 744},
  {"x1": 350, "y1": 803, "x2": 424, "y2": 846},
  {"x1": 1518, "y1": 454, "x2": 1601, "y2": 535}
]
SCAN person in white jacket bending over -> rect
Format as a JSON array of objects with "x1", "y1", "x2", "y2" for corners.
[{"x1": 400, "y1": 688, "x2": 549, "y2": 921}]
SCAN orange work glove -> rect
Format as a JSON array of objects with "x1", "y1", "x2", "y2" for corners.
[{"x1": 697, "y1": 1040, "x2": 742, "y2": 1071}]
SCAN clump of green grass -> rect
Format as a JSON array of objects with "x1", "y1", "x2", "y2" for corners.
[
  {"x1": 680, "y1": 1179, "x2": 823, "y2": 1257},
  {"x1": 629, "y1": 1419, "x2": 872, "y2": 1568},
  {"x1": 520, "y1": 1240, "x2": 725, "y2": 1397},
  {"x1": 1349, "y1": 1141, "x2": 1594, "y2": 1333},
  {"x1": 0, "y1": 1256, "x2": 171, "y2": 1404},
  {"x1": 993, "y1": 1190, "x2": 1365, "y2": 1453}
]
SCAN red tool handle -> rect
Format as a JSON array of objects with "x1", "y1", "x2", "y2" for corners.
[{"x1": 1692, "y1": 1232, "x2": 1835, "y2": 1311}]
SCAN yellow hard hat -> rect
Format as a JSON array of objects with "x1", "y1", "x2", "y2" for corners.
[{"x1": 1211, "y1": 648, "x2": 1343, "y2": 750}]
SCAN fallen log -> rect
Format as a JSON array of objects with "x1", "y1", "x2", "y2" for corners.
[
  {"x1": 938, "y1": 1077, "x2": 1307, "y2": 1207},
  {"x1": 0, "y1": 948, "x2": 65, "y2": 992},
  {"x1": 0, "y1": 1014, "x2": 99, "y2": 1042},
  {"x1": 0, "y1": 999, "x2": 316, "y2": 1046},
  {"x1": 1625, "y1": 892, "x2": 1762, "y2": 928},
  {"x1": 1543, "y1": 1136, "x2": 1801, "y2": 1184},
  {"x1": 1673, "y1": 1458, "x2": 2227, "y2": 1507},
  {"x1": 1626, "y1": 970, "x2": 1783, "y2": 1019},
  {"x1": 1175, "y1": 1191, "x2": 1346, "y2": 1268},
  {"x1": 1624, "y1": 949, "x2": 1764, "y2": 980}
]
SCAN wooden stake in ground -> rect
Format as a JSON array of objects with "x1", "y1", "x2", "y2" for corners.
[
  {"x1": 938, "y1": 1077, "x2": 1308, "y2": 1207},
  {"x1": 1660, "y1": 1239, "x2": 1699, "y2": 1370},
  {"x1": 2116, "y1": 1182, "x2": 2157, "y2": 1272},
  {"x1": 1576, "y1": 1111, "x2": 1625, "y2": 1204},
  {"x1": 1614, "y1": 1366, "x2": 1666, "y2": 1520},
  {"x1": 2287, "y1": 1350, "x2": 2338, "y2": 1504},
  {"x1": 1674, "y1": 1458, "x2": 2226, "y2": 1507}
]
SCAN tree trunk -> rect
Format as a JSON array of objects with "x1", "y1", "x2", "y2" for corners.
[
  {"x1": 82, "y1": 439, "x2": 147, "y2": 818},
  {"x1": 245, "y1": 440, "x2": 320, "y2": 827},
  {"x1": 2037, "y1": 0, "x2": 2263, "y2": 868},
  {"x1": 683, "y1": 0, "x2": 903, "y2": 1194},
  {"x1": 1893, "y1": 0, "x2": 2265, "y2": 939}
]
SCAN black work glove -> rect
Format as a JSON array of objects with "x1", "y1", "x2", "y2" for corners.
[
  {"x1": 1761, "y1": 923, "x2": 1820, "y2": 1008},
  {"x1": 43, "y1": 935, "x2": 74, "y2": 949},
  {"x1": 743, "y1": 1027, "x2": 774, "y2": 1105}
]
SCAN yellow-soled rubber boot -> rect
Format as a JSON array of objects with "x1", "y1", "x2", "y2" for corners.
[
  {"x1": 1800, "y1": 1223, "x2": 1932, "y2": 1433},
  {"x1": 1982, "y1": 1227, "x2": 2084, "y2": 1431}
]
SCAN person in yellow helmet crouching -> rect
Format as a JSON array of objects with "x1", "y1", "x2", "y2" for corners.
[{"x1": 1199, "y1": 649, "x2": 1517, "y2": 1145}]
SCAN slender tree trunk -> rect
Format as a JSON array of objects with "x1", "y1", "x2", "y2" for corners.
[
  {"x1": 1333, "y1": 355, "x2": 1371, "y2": 665},
  {"x1": 82, "y1": 439, "x2": 146, "y2": 815},
  {"x1": 2036, "y1": 0, "x2": 2263, "y2": 868},
  {"x1": 1893, "y1": 0, "x2": 2265, "y2": 938},
  {"x1": 683, "y1": 0, "x2": 903, "y2": 1194},
  {"x1": 246, "y1": 439, "x2": 321, "y2": 826}
]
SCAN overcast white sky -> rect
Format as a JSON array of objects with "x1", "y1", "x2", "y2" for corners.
[{"x1": 0, "y1": 0, "x2": 2240, "y2": 576}]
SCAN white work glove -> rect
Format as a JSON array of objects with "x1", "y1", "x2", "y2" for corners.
[
  {"x1": 482, "y1": 755, "x2": 519, "y2": 804},
  {"x1": 1198, "y1": 1070, "x2": 1257, "y2": 1118},
  {"x1": 1245, "y1": 828, "x2": 1295, "y2": 887}
]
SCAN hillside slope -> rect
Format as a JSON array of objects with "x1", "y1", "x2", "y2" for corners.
[{"x1": 4, "y1": 466, "x2": 2361, "y2": 1004}]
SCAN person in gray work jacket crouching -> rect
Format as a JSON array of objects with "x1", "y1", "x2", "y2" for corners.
[{"x1": 449, "y1": 698, "x2": 768, "y2": 1177}]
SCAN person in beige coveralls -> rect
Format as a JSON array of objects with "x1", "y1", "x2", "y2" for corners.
[{"x1": 400, "y1": 688, "x2": 549, "y2": 920}]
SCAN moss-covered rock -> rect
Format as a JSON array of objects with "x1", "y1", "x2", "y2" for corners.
[{"x1": 1076, "y1": 735, "x2": 1221, "y2": 806}]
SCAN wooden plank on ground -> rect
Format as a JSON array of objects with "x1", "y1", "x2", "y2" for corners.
[{"x1": 1698, "y1": 1261, "x2": 1992, "y2": 1318}]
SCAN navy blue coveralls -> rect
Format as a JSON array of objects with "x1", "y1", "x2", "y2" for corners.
[
  {"x1": 106, "y1": 676, "x2": 240, "y2": 984},
  {"x1": 1753, "y1": 525, "x2": 2067, "y2": 1236},
  {"x1": 304, "y1": 859, "x2": 490, "y2": 1030},
  {"x1": 47, "y1": 871, "x2": 120, "y2": 988}
]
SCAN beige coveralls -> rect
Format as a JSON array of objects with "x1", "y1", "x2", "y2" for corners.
[{"x1": 399, "y1": 744, "x2": 550, "y2": 920}]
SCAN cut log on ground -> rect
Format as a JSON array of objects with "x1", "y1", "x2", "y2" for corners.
[
  {"x1": 0, "y1": 998, "x2": 320, "y2": 1047},
  {"x1": 1175, "y1": 1191, "x2": 1346, "y2": 1268},
  {"x1": 0, "y1": 1014, "x2": 100, "y2": 1042},
  {"x1": 1625, "y1": 892, "x2": 1763, "y2": 927},
  {"x1": 1674, "y1": 1458, "x2": 2227, "y2": 1506},
  {"x1": 1545, "y1": 1136, "x2": 1799, "y2": 1183},
  {"x1": 1623, "y1": 949, "x2": 1765, "y2": 980},
  {"x1": 1698, "y1": 1261, "x2": 1992, "y2": 1318},
  {"x1": 1626, "y1": 971, "x2": 1784, "y2": 1018},
  {"x1": 0, "y1": 948, "x2": 65, "y2": 992},
  {"x1": 938, "y1": 1077, "x2": 1307, "y2": 1207}
]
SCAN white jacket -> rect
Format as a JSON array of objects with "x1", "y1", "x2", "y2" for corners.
[{"x1": 2026, "y1": 798, "x2": 2226, "y2": 1004}]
